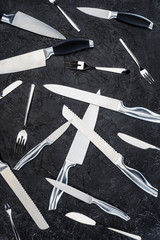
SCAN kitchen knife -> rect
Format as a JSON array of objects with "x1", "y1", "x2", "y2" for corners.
[
  {"x1": 46, "y1": 178, "x2": 130, "y2": 221},
  {"x1": 77, "y1": 7, "x2": 153, "y2": 29},
  {"x1": 0, "y1": 80, "x2": 22, "y2": 99},
  {"x1": 66, "y1": 212, "x2": 141, "y2": 240},
  {"x1": 118, "y1": 132, "x2": 160, "y2": 151},
  {"x1": 0, "y1": 161, "x2": 49, "y2": 230},
  {"x1": 0, "y1": 39, "x2": 94, "y2": 74},
  {"x1": 0, "y1": 11, "x2": 65, "y2": 39},
  {"x1": 49, "y1": 91, "x2": 100, "y2": 210},
  {"x1": 62, "y1": 105, "x2": 158, "y2": 197},
  {"x1": 43, "y1": 84, "x2": 160, "y2": 124},
  {"x1": 14, "y1": 120, "x2": 71, "y2": 170}
]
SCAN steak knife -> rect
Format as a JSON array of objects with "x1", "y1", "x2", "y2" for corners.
[
  {"x1": 46, "y1": 178, "x2": 130, "y2": 221},
  {"x1": 62, "y1": 105, "x2": 158, "y2": 197},
  {"x1": 0, "y1": 11, "x2": 65, "y2": 39},
  {"x1": 0, "y1": 39, "x2": 94, "y2": 74},
  {"x1": 0, "y1": 80, "x2": 22, "y2": 99},
  {"x1": 77, "y1": 7, "x2": 153, "y2": 29},
  {"x1": 49, "y1": 91, "x2": 100, "y2": 210},
  {"x1": 43, "y1": 84, "x2": 160, "y2": 124}
]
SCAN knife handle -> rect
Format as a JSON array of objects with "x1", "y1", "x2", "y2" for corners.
[
  {"x1": 48, "y1": 160, "x2": 76, "y2": 210},
  {"x1": 117, "y1": 12, "x2": 153, "y2": 29},
  {"x1": 53, "y1": 39, "x2": 94, "y2": 56}
]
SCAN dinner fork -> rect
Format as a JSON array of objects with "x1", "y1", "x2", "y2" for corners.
[
  {"x1": 119, "y1": 38, "x2": 155, "y2": 84},
  {"x1": 4, "y1": 203, "x2": 21, "y2": 240},
  {"x1": 66, "y1": 61, "x2": 130, "y2": 74},
  {"x1": 14, "y1": 84, "x2": 35, "y2": 153}
]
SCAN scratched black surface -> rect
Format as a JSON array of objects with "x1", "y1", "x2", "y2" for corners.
[{"x1": 0, "y1": 0, "x2": 160, "y2": 239}]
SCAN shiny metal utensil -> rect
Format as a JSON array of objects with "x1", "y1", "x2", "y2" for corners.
[
  {"x1": 4, "y1": 203, "x2": 21, "y2": 240},
  {"x1": 14, "y1": 84, "x2": 35, "y2": 153},
  {"x1": 120, "y1": 38, "x2": 154, "y2": 84},
  {"x1": 49, "y1": 0, "x2": 80, "y2": 32},
  {"x1": 0, "y1": 80, "x2": 22, "y2": 100},
  {"x1": 66, "y1": 61, "x2": 130, "y2": 74}
]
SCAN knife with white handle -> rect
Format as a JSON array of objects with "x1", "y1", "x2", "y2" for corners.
[
  {"x1": 77, "y1": 7, "x2": 153, "y2": 29},
  {"x1": 62, "y1": 105, "x2": 158, "y2": 197},
  {"x1": 46, "y1": 178, "x2": 130, "y2": 221},
  {"x1": 0, "y1": 80, "x2": 22, "y2": 99},
  {"x1": 118, "y1": 133, "x2": 160, "y2": 151},
  {"x1": 43, "y1": 84, "x2": 160, "y2": 124}
]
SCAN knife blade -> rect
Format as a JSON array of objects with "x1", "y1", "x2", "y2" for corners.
[
  {"x1": 0, "y1": 80, "x2": 22, "y2": 99},
  {"x1": 14, "y1": 120, "x2": 71, "y2": 170},
  {"x1": 46, "y1": 178, "x2": 130, "y2": 221},
  {"x1": 43, "y1": 84, "x2": 160, "y2": 124},
  {"x1": 49, "y1": 91, "x2": 100, "y2": 210},
  {"x1": 0, "y1": 11, "x2": 66, "y2": 39},
  {"x1": 62, "y1": 105, "x2": 158, "y2": 197},
  {"x1": 0, "y1": 161, "x2": 49, "y2": 230},
  {"x1": 77, "y1": 7, "x2": 153, "y2": 29}
]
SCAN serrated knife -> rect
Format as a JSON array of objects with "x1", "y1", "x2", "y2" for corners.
[
  {"x1": 62, "y1": 105, "x2": 158, "y2": 197},
  {"x1": 0, "y1": 80, "x2": 22, "y2": 99},
  {"x1": 0, "y1": 161, "x2": 49, "y2": 230},
  {"x1": 77, "y1": 7, "x2": 153, "y2": 29},
  {"x1": 0, "y1": 11, "x2": 65, "y2": 39}
]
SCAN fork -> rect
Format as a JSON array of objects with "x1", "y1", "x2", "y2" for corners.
[
  {"x1": 14, "y1": 84, "x2": 35, "y2": 153},
  {"x1": 119, "y1": 38, "x2": 155, "y2": 84},
  {"x1": 4, "y1": 203, "x2": 21, "y2": 240},
  {"x1": 66, "y1": 61, "x2": 130, "y2": 74}
]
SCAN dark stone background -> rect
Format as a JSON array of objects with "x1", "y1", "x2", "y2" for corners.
[{"x1": 0, "y1": 0, "x2": 160, "y2": 239}]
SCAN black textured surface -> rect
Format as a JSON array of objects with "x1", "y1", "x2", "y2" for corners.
[{"x1": 0, "y1": 0, "x2": 160, "y2": 239}]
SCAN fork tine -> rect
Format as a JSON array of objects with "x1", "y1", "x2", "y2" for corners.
[{"x1": 144, "y1": 72, "x2": 154, "y2": 84}]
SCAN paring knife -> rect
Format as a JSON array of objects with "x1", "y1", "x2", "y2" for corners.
[
  {"x1": 46, "y1": 178, "x2": 130, "y2": 221},
  {"x1": 0, "y1": 161, "x2": 49, "y2": 230},
  {"x1": 0, "y1": 11, "x2": 65, "y2": 39},
  {"x1": 118, "y1": 133, "x2": 160, "y2": 151},
  {"x1": 66, "y1": 212, "x2": 141, "y2": 240},
  {"x1": 0, "y1": 80, "x2": 22, "y2": 99},
  {"x1": 0, "y1": 39, "x2": 94, "y2": 74},
  {"x1": 14, "y1": 120, "x2": 71, "y2": 170},
  {"x1": 77, "y1": 7, "x2": 153, "y2": 29},
  {"x1": 43, "y1": 84, "x2": 160, "y2": 124},
  {"x1": 49, "y1": 91, "x2": 100, "y2": 210},
  {"x1": 62, "y1": 105, "x2": 158, "y2": 197}
]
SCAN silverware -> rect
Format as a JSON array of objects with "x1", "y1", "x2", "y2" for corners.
[
  {"x1": 62, "y1": 105, "x2": 158, "y2": 197},
  {"x1": 0, "y1": 11, "x2": 65, "y2": 39},
  {"x1": 4, "y1": 203, "x2": 21, "y2": 240},
  {"x1": 120, "y1": 38, "x2": 154, "y2": 84},
  {"x1": 49, "y1": 91, "x2": 100, "y2": 210},
  {"x1": 66, "y1": 61, "x2": 130, "y2": 74},
  {"x1": 77, "y1": 7, "x2": 153, "y2": 29},
  {"x1": 49, "y1": 0, "x2": 80, "y2": 32},
  {"x1": 14, "y1": 120, "x2": 71, "y2": 170},
  {"x1": 43, "y1": 84, "x2": 160, "y2": 124},
  {"x1": 14, "y1": 84, "x2": 35, "y2": 153},
  {"x1": 46, "y1": 178, "x2": 130, "y2": 221},
  {"x1": 0, "y1": 80, "x2": 22, "y2": 100}
]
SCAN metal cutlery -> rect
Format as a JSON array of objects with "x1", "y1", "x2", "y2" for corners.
[
  {"x1": 0, "y1": 80, "x2": 22, "y2": 100},
  {"x1": 4, "y1": 203, "x2": 21, "y2": 240},
  {"x1": 120, "y1": 38, "x2": 154, "y2": 84},
  {"x1": 66, "y1": 61, "x2": 130, "y2": 74},
  {"x1": 14, "y1": 84, "x2": 35, "y2": 153}
]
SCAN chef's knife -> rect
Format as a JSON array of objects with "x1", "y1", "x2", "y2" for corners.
[
  {"x1": 118, "y1": 133, "x2": 160, "y2": 151},
  {"x1": 77, "y1": 7, "x2": 153, "y2": 29},
  {"x1": 46, "y1": 178, "x2": 130, "y2": 221},
  {"x1": 49, "y1": 91, "x2": 100, "y2": 210},
  {"x1": 14, "y1": 120, "x2": 71, "y2": 170},
  {"x1": 0, "y1": 161, "x2": 49, "y2": 230},
  {"x1": 0, "y1": 39, "x2": 94, "y2": 74},
  {"x1": 0, "y1": 11, "x2": 65, "y2": 39},
  {"x1": 66, "y1": 212, "x2": 141, "y2": 240},
  {"x1": 43, "y1": 84, "x2": 160, "y2": 124},
  {"x1": 62, "y1": 105, "x2": 158, "y2": 197},
  {"x1": 0, "y1": 80, "x2": 22, "y2": 99}
]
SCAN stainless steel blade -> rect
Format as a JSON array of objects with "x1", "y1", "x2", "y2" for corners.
[
  {"x1": 77, "y1": 7, "x2": 113, "y2": 19},
  {"x1": 0, "y1": 80, "x2": 22, "y2": 99},
  {"x1": 65, "y1": 212, "x2": 96, "y2": 226}
]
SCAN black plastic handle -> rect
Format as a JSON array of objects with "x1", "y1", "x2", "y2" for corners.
[
  {"x1": 117, "y1": 12, "x2": 153, "y2": 29},
  {"x1": 0, "y1": 12, "x2": 3, "y2": 20},
  {"x1": 53, "y1": 39, "x2": 94, "y2": 56}
]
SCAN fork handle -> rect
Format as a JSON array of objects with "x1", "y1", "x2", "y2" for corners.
[
  {"x1": 24, "y1": 84, "x2": 35, "y2": 128},
  {"x1": 9, "y1": 216, "x2": 21, "y2": 240}
]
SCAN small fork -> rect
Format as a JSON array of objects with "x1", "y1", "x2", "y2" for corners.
[
  {"x1": 14, "y1": 84, "x2": 35, "y2": 153},
  {"x1": 120, "y1": 38, "x2": 155, "y2": 84}
]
